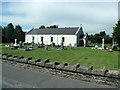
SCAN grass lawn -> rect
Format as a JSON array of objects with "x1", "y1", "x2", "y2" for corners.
[{"x1": 2, "y1": 46, "x2": 118, "y2": 70}]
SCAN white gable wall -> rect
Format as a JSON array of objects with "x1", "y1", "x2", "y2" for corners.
[{"x1": 25, "y1": 34, "x2": 77, "y2": 46}]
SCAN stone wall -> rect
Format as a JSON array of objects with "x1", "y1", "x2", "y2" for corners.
[{"x1": 1, "y1": 53, "x2": 119, "y2": 87}]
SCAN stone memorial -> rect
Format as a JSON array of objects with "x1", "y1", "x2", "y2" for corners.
[
  {"x1": 5, "y1": 45, "x2": 10, "y2": 47},
  {"x1": 74, "y1": 43, "x2": 77, "y2": 47},
  {"x1": 13, "y1": 39, "x2": 19, "y2": 47},
  {"x1": 69, "y1": 43, "x2": 72, "y2": 49},
  {"x1": 61, "y1": 42, "x2": 64, "y2": 50},
  {"x1": 102, "y1": 38, "x2": 105, "y2": 49},
  {"x1": 51, "y1": 42, "x2": 55, "y2": 47},
  {"x1": 44, "y1": 45, "x2": 48, "y2": 50},
  {"x1": 19, "y1": 41, "x2": 22, "y2": 47}
]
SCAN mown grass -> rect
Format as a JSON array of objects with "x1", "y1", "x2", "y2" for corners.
[{"x1": 2, "y1": 46, "x2": 118, "y2": 70}]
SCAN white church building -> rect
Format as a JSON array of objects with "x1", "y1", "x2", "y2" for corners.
[{"x1": 25, "y1": 26, "x2": 87, "y2": 47}]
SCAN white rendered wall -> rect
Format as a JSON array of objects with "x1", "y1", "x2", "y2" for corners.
[{"x1": 25, "y1": 34, "x2": 77, "y2": 46}]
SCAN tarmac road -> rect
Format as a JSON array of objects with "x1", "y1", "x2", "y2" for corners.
[{"x1": 2, "y1": 63, "x2": 114, "y2": 88}]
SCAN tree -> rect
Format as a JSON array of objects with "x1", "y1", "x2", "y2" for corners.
[
  {"x1": 99, "y1": 31, "x2": 106, "y2": 38},
  {"x1": 0, "y1": 26, "x2": 2, "y2": 43},
  {"x1": 6, "y1": 23, "x2": 15, "y2": 42},
  {"x1": 104, "y1": 35, "x2": 112, "y2": 44},
  {"x1": 39, "y1": 25, "x2": 45, "y2": 29},
  {"x1": 50, "y1": 25, "x2": 58, "y2": 28},
  {"x1": 2, "y1": 23, "x2": 25, "y2": 43},
  {"x1": 2, "y1": 27, "x2": 7, "y2": 43},
  {"x1": 14, "y1": 25, "x2": 25, "y2": 42},
  {"x1": 113, "y1": 20, "x2": 120, "y2": 46},
  {"x1": 88, "y1": 31, "x2": 111, "y2": 44},
  {"x1": 47, "y1": 25, "x2": 58, "y2": 28}
]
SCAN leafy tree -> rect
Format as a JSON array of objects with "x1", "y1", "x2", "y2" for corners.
[
  {"x1": 113, "y1": 20, "x2": 120, "y2": 46},
  {"x1": 105, "y1": 35, "x2": 112, "y2": 44},
  {"x1": 14, "y1": 25, "x2": 25, "y2": 42},
  {"x1": 50, "y1": 25, "x2": 58, "y2": 28},
  {"x1": 2, "y1": 27, "x2": 7, "y2": 43},
  {"x1": 6, "y1": 23, "x2": 15, "y2": 42},
  {"x1": 47, "y1": 25, "x2": 58, "y2": 28},
  {"x1": 0, "y1": 26, "x2": 2, "y2": 43},
  {"x1": 99, "y1": 31, "x2": 106, "y2": 38},
  {"x1": 88, "y1": 31, "x2": 111, "y2": 44},
  {"x1": 39, "y1": 25, "x2": 45, "y2": 29},
  {"x1": 2, "y1": 23, "x2": 25, "y2": 43}
]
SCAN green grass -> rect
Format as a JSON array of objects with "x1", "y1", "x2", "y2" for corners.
[{"x1": 2, "y1": 46, "x2": 118, "y2": 70}]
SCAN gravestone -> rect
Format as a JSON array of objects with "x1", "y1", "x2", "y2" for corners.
[
  {"x1": 61, "y1": 42, "x2": 64, "y2": 50},
  {"x1": 5, "y1": 45, "x2": 10, "y2": 47},
  {"x1": 51, "y1": 42, "x2": 55, "y2": 47},
  {"x1": 69, "y1": 43, "x2": 72, "y2": 49},
  {"x1": 13, "y1": 39, "x2": 19, "y2": 47},
  {"x1": 41, "y1": 41, "x2": 44, "y2": 47},
  {"x1": 19, "y1": 41, "x2": 22, "y2": 47},
  {"x1": 22, "y1": 42, "x2": 25, "y2": 47},
  {"x1": 11, "y1": 43, "x2": 14, "y2": 47},
  {"x1": 37, "y1": 42, "x2": 41, "y2": 48},
  {"x1": 44, "y1": 45, "x2": 48, "y2": 50},
  {"x1": 102, "y1": 38, "x2": 105, "y2": 49},
  {"x1": 74, "y1": 43, "x2": 77, "y2": 47}
]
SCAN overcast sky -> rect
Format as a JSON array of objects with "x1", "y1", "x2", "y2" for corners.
[{"x1": 1, "y1": 0, "x2": 119, "y2": 35}]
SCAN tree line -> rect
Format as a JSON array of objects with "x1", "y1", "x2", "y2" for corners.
[
  {"x1": 113, "y1": 20, "x2": 120, "y2": 46},
  {"x1": 0, "y1": 20, "x2": 120, "y2": 46},
  {"x1": 88, "y1": 31, "x2": 112, "y2": 44},
  {"x1": 88, "y1": 20, "x2": 120, "y2": 46},
  {"x1": 1, "y1": 23, "x2": 25, "y2": 43},
  {"x1": 39, "y1": 25, "x2": 58, "y2": 29}
]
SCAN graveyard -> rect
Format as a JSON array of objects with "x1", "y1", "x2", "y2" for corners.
[{"x1": 1, "y1": 42, "x2": 118, "y2": 70}]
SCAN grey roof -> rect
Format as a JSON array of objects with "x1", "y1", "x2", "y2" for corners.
[{"x1": 26, "y1": 27, "x2": 81, "y2": 35}]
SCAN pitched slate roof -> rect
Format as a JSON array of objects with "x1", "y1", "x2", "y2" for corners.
[{"x1": 26, "y1": 27, "x2": 81, "y2": 35}]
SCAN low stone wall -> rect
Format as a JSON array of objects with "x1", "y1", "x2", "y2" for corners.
[{"x1": 1, "y1": 53, "x2": 119, "y2": 87}]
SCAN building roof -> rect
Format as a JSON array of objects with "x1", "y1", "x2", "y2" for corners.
[{"x1": 26, "y1": 27, "x2": 83, "y2": 35}]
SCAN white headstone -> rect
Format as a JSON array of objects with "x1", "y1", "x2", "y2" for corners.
[
  {"x1": 14, "y1": 39, "x2": 17, "y2": 46},
  {"x1": 102, "y1": 38, "x2": 105, "y2": 49},
  {"x1": 112, "y1": 40, "x2": 115, "y2": 47},
  {"x1": 83, "y1": 35, "x2": 87, "y2": 47}
]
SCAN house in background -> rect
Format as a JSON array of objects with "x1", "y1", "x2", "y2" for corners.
[{"x1": 25, "y1": 26, "x2": 86, "y2": 47}]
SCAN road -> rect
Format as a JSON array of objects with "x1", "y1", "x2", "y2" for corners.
[{"x1": 2, "y1": 63, "x2": 114, "y2": 88}]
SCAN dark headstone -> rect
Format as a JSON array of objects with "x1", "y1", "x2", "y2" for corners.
[
  {"x1": 61, "y1": 42, "x2": 64, "y2": 50},
  {"x1": 51, "y1": 42, "x2": 55, "y2": 47}
]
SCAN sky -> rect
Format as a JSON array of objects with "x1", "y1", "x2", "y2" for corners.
[{"x1": 0, "y1": 0, "x2": 119, "y2": 35}]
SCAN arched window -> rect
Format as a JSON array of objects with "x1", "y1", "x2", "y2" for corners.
[
  {"x1": 51, "y1": 37, "x2": 53, "y2": 42},
  {"x1": 41, "y1": 36, "x2": 43, "y2": 41},
  {"x1": 32, "y1": 36, "x2": 34, "y2": 41},
  {"x1": 62, "y1": 37, "x2": 65, "y2": 42}
]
